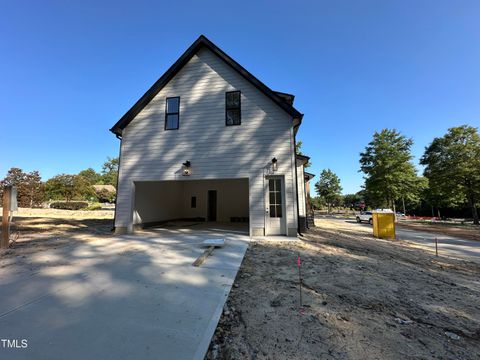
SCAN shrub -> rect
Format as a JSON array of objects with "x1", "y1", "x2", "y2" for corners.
[
  {"x1": 85, "y1": 203, "x2": 102, "y2": 211},
  {"x1": 50, "y1": 201, "x2": 88, "y2": 210}
]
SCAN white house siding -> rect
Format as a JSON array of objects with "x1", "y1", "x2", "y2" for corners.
[
  {"x1": 115, "y1": 47, "x2": 298, "y2": 236},
  {"x1": 297, "y1": 162, "x2": 306, "y2": 217}
]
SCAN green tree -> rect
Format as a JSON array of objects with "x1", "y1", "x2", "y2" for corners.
[
  {"x1": 310, "y1": 196, "x2": 325, "y2": 210},
  {"x1": 343, "y1": 193, "x2": 363, "y2": 209},
  {"x1": 45, "y1": 174, "x2": 76, "y2": 202},
  {"x1": 295, "y1": 141, "x2": 311, "y2": 168},
  {"x1": 359, "y1": 129, "x2": 422, "y2": 213},
  {"x1": 45, "y1": 174, "x2": 95, "y2": 202},
  {"x1": 420, "y1": 125, "x2": 480, "y2": 225},
  {"x1": 315, "y1": 169, "x2": 342, "y2": 213},
  {"x1": 0, "y1": 168, "x2": 44, "y2": 208},
  {"x1": 101, "y1": 157, "x2": 119, "y2": 187},
  {"x1": 78, "y1": 168, "x2": 101, "y2": 185},
  {"x1": 397, "y1": 176, "x2": 428, "y2": 215},
  {"x1": 421, "y1": 180, "x2": 447, "y2": 218}
]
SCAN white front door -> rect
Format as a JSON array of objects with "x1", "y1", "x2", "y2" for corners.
[{"x1": 266, "y1": 177, "x2": 286, "y2": 235}]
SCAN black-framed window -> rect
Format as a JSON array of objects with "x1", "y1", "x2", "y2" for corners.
[
  {"x1": 191, "y1": 196, "x2": 196, "y2": 208},
  {"x1": 225, "y1": 91, "x2": 241, "y2": 126},
  {"x1": 165, "y1": 97, "x2": 180, "y2": 130}
]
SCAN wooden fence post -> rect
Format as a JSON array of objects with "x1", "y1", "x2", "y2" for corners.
[{"x1": 1, "y1": 186, "x2": 12, "y2": 248}]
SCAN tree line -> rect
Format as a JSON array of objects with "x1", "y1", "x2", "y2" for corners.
[
  {"x1": 0, "y1": 157, "x2": 119, "y2": 207},
  {"x1": 313, "y1": 125, "x2": 480, "y2": 225}
]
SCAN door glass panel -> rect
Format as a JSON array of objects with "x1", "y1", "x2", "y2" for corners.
[
  {"x1": 269, "y1": 205, "x2": 276, "y2": 218},
  {"x1": 276, "y1": 205, "x2": 282, "y2": 217},
  {"x1": 268, "y1": 179, "x2": 283, "y2": 218},
  {"x1": 275, "y1": 190, "x2": 282, "y2": 204},
  {"x1": 269, "y1": 179, "x2": 275, "y2": 191},
  {"x1": 269, "y1": 192, "x2": 275, "y2": 204}
]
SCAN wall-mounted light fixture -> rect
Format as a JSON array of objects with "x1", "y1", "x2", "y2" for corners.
[
  {"x1": 271, "y1": 157, "x2": 278, "y2": 172},
  {"x1": 182, "y1": 160, "x2": 191, "y2": 176}
]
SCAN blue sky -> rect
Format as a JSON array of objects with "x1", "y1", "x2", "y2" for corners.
[{"x1": 1, "y1": 0, "x2": 479, "y2": 194}]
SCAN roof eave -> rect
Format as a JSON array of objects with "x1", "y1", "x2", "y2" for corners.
[
  {"x1": 296, "y1": 153, "x2": 310, "y2": 166},
  {"x1": 304, "y1": 171, "x2": 315, "y2": 180}
]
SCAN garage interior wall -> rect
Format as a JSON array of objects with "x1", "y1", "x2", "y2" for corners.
[{"x1": 133, "y1": 179, "x2": 249, "y2": 225}]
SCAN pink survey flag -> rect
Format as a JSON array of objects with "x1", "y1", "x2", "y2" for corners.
[{"x1": 297, "y1": 255, "x2": 301, "y2": 267}]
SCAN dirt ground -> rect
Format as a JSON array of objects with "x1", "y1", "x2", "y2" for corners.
[
  {"x1": 398, "y1": 221, "x2": 480, "y2": 242},
  {"x1": 207, "y1": 219, "x2": 480, "y2": 359},
  {"x1": 2, "y1": 211, "x2": 479, "y2": 359},
  {"x1": 0, "y1": 210, "x2": 113, "y2": 264}
]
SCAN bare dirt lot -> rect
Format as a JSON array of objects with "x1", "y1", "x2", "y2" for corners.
[
  {"x1": 2, "y1": 211, "x2": 479, "y2": 359},
  {"x1": 207, "y1": 219, "x2": 480, "y2": 359},
  {"x1": 398, "y1": 221, "x2": 480, "y2": 242},
  {"x1": 0, "y1": 209, "x2": 113, "y2": 266}
]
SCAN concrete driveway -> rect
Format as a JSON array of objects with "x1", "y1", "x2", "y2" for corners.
[{"x1": 0, "y1": 224, "x2": 249, "y2": 359}]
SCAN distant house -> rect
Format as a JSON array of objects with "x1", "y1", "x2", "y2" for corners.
[
  {"x1": 93, "y1": 185, "x2": 116, "y2": 193},
  {"x1": 110, "y1": 35, "x2": 313, "y2": 236},
  {"x1": 92, "y1": 185, "x2": 116, "y2": 202}
]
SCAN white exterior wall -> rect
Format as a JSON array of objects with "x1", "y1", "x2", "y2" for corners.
[
  {"x1": 115, "y1": 47, "x2": 298, "y2": 235},
  {"x1": 297, "y1": 163, "x2": 306, "y2": 217}
]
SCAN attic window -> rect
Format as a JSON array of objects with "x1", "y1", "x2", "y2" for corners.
[
  {"x1": 226, "y1": 91, "x2": 241, "y2": 126},
  {"x1": 165, "y1": 97, "x2": 180, "y2": 130}
]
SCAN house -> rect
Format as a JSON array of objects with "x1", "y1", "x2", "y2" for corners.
[
  {"x1": 92, "y1": 185, "x2": 116, "y2": 202},
  {"x1": 110, "y1": 35, "x2": 313, "y2": 236}
]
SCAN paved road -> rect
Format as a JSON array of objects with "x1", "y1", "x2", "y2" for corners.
[
  {"x1": 0, "y1": 225, "x2": 250, "y2": 360},
  {"x1": 317, "y1": 217, "x2": 480, "y2": 263},
  {"x1": 395, "y1": 225, "x2": 480, "y2": 263}
]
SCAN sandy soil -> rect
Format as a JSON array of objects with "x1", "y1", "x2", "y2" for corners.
[
  {"x1": 398, "y1": 222, "x2": 480, "y2": 242},
  {"x1": 0, "y1": 210, "x2": 113, "y2": 262},
  {"x1": 4, "y1": 206, "x2": 115, "y2": 219},
  {"x1": 207, "y1": 219, "x2": 480, "y2": 359}
]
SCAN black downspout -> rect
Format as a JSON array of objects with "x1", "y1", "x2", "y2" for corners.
[
  {"x1": 293, "y1": 130, "x2": 302, "y2": 236},
  {"x1": 112, "y1": 133, "x2": 123, "y2": 232}
]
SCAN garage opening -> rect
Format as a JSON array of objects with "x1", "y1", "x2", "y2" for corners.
[{"x1": 133, "y1": 178, "x2": 249, "y2": 233}]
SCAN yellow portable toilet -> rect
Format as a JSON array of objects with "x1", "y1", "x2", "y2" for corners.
[{"x1": 372, "y1": 211, "x2": 396, "y2": 239}]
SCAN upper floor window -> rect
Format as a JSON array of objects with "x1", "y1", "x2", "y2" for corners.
[
  {"x1": 226, "y1": 91, "x2": 241, "y2": 126},
  {"x1": 165, "y1": 97, "x2": 180, "y2": 130}
]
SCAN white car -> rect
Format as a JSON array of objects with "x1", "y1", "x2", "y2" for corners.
[{"x1": 356, "y1": 211, "x2": 373, "y2": 224}]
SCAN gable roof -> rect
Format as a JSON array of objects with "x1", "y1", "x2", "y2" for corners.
[{"x1": 110, "y1": 35, "x2": 303, "y2": 136}]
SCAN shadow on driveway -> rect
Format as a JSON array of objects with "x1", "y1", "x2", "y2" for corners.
[{"x1": 0, "y1": 227, "x2": 249, "y2": 360}]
